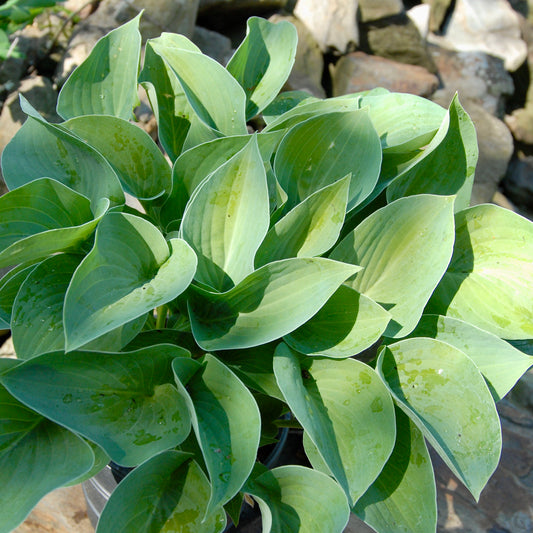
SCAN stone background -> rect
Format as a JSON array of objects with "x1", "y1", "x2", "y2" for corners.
[{"x1": 1, "y1": 0, "x2": 533, "y2": 531}]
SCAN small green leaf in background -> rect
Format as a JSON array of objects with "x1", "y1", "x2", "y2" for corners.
[
  {"x1": 274, "y1": 344, "x2": 396, "y2": 505},
  {"x1": 160, "y1": 131, "x2": 283, "y2": 228},
  {"x1": 331, "y1": 194, "x2": 455, "y2": 338},
  {"x1": 96, "y1": 451, "x2": 227, "y2": 533},
  {"x1": 64, "y1": 212, "x2": 197, "y2": 350},
  {"x1": 245, "y1": 465, "x2": 350, "y2": 533},
  {"x1": 140, "y1": 33, "x2": 201, "y2": 161},
  {"x1": 57, "y1": 14, "x2": 142, "y2": 120},
  {"x1": 188, "y1": 257, "x2": 360, "y2": 351},
  {"x1": 180, "y1": 136, "x2": 269, "y2": 291},
  {"x1": 386, "y1": 95, "x2": 478, "y2": 211},
  {"x1": 353, "y1": 407, "x2": 437, "y2": 533},
  {"x1": 1, "y1": 346, "x2": 192, "y2": 467},
  {"x1": 274, "y1": 110, "x2": 382, "y2": 211},
  {"x1": 149, "y1": 40, "x2": 248, "y2": 136},
  {"x1": 1, "y1": 109, "x2": 124, "y2": 207},
  {"x1": 63, "y1": 115, "x2": 172, "y2": 201},
  {"x1": 377, "y1": 337, "x2": 502, "y2": 501},
  {"x1": 0, "y1": 383, "x2": 94, "y2": 532},
  {"x1": 284, "y1": 285, "x2": 390, "y2": 358},
  {"x1": 408, "y1": 315, "x2": 533, "y2": 401},
  {"x1": 427, "y1": 204, "x2": 533, "y2": 340},
  {"x1": 0, "y1": 178, "x2": 109, "y2": 268},
  {"x1": 255, "y1": 176, "x2": 350, "y2": 268},
  {"x1": 227, "y1": 16, "x2": 298, "y2": 119},
  {"x1": 173, "y1": 355, "x2": 261, "y2": 516}
]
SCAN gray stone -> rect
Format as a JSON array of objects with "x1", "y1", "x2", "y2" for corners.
[
  {"x1": 198, "y1": 0, "x2": 287, "y2": 14},
  {"x1": 357, "y1": 0, "x2": 403, "y2": 23},
  {"x1": 423, "y1": 0, "x2": 453, "y2": 32},
  {"x1": 361, "y1": 13, "x2": 437, "y2": 73},
  {"x1": 429, "y1": 0, "x2": 528, "y2": 72},
  {"x1": 503, "y1": 155, "x2": 533, "y2": 211},
  {"x1": 407, "y1": 3, "x2": 431, "y2": 39},
  {"x1": 294, "y1": 0, "x2": 358, "y2": 53},
  {"x1": 331, "y1": 51, "x2": 439, "y2": 98},
  {"x1": 430, "y1": 45, "x2": 515, "y2": 116},
  {"x1": 192, "y1": 26, "x2": 233, "y2": 64},
  {"x1": 270, "y1": 14, "x2": 325, "y2": 98},
  {"x1": 0, "y1": 76, "x2": 60, "y2": 185},
  {"x1": 505, "y1": 107, "x2": 533, "y2": 144}
]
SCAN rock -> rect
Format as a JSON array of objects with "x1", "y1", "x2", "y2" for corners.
[
  {"x1": 270, "y1": 14, "x2": 325, "y2": 98},
  {"x1": 407, "y1": 3, "x2": 431, "y2": 39},
  {"x1": 505, "y1": 107, "x2": 533, "y2": 144},
  {"x1": 55, "y1": 0, "x2": 200, "y2": 83},
  {"x1": 0, "y1": 75, "x2": 60, "y2": 185},
  {"x1": 331, "y1": 51, "x2": 439, "y2": 97},
  {"x1": 0, "y1": 337, "x2": 15, "y2": 358},
  {"x1": 429, "y1": 0, "x2": 528, "y2": 72},
  {"x1": 430, "y1": 45, "x2": 515, "y2": 116},
  {"x1": 192, "y1": 26, "x2": 233, "y2": 64},
  {"x1": 503, "y1": 155, "x2": 533, "y2": 211},
  {"x1": 360, "y1": 13, "x2": 437, "y2": 73},
  {"x1": 434, "y1": 399, "x2": 533, "y2": 533},
  {"x1": 294, "y1": 0, "x2": 358, "y2": 53},
  {"x1": 199, "y1": 0, "x2": 286, "y2": 13},
  {"x1": 423, "y1": 0, "x2": 453, "y2": 32},
  {"x1": 357, "y1": 0, "x2": 403, "y2": 23}
]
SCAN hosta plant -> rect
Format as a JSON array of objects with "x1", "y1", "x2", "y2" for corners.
[{"x1": 0, "y1": 14, "x2": 532, "y2": 533}]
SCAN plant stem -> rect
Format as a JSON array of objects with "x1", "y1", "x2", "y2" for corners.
[
  {"x1": 273, "y1": 419, "x2": 302, "y2": 429},
  {"x1": 155, "y1": 305, "x2": 168, "y2": 329}
]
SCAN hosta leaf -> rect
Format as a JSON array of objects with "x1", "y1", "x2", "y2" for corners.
[
  {"x1": 227, "y1": 16, "x2": 297, "y2": 119},
  {"x1": 160, "y1": 131, "x2": 283, "y2": 228},
  {"x1": 255, "y1": 176, "x2": 350, "y2": 268},
  {"x1": 140, "y1": 33, "x2": 201, "y2": 161},
  {"x1": 0, "y1": 383, "x2": 94, "y2": 532},
  {"x1": 359, "y1": 91, "x2": 446, "y2": 153},
  {"x1": 64, "y1": 212, "x2": 197, "y2": 350},
  {"x1": 96, "y1": 452, "x2": 227, "y2": 533},
  {"x1": 409, "y1": 315, "x2": 533, "y2": 401},
  {"x1": 188, "y1": 257, "x2": 360, "y2": 351},
  {"x1": 180, "y1": 136, "x2": 269, "y2": 291},
  {"x1": 427, "y1": 204, "x2": 533, "y2": 339},
  {"x1": 2, "y1": 346, "x2": 192, "y2": 467},
  {"x1": 56, "y1": 14, "x2": 141, "y2": 120},
  {"x1": 284, "y1": 285, "x2": 390, "y2": 358},
  {"x1": 0, "y1": 263, "x2": 38, "y2": 327},
  {"x1": 273, "y1": 110, "x2": 382, "y2": 211},
  {"x1": 149, "y1": 40, "x2": 247, "y2": 136},
  {"x1": 273, "y1": 344, "x2": 396, "y2": 505},
  {"x1": 330, "y1": 194, "x2": 455, "y2": 338},
  {"x1": 353, "y1": 407, "x2": 437, "y2": 533},
  {"x1": 63, "y1": 115, "x2": 172, "y2": 201},
  {"x1": 377, "y1": 338, "x2": 501, "y2": 500},
  {"x1": 386, "y1": 95, "x2": 478, "y2": 211},
  {"x1": 173, "y1": 355, "x2": 261, "y2": 516},
  {"x1": 11, "y1": 254, "x2": 145, "y2": 359},
  {"x1": 0, "y1": 178, "x2": 109, "y2": 268},
  {"x1": 245, "y1": 465, "x2": 350, "y2": 533},
  {"x1": 1, "y1": 108, "x2": 124, "y2": 207},
  {"x1": 262, "y1": 90, "x2": 317, "y2": 125}
]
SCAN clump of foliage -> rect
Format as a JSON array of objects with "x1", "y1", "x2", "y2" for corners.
[
  {"x1": 0, "y1": 0, "x2": 64, "y2": 60},
  {"x1": 0, "y1": 14, "x2": 532, "y2": 533}
]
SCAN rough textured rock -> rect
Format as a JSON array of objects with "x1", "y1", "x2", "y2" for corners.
[
  {"x1": 435, "y1": 399, "x2": 533, "y2": 533},
  {"x1": 56, "y1": 0, "x2": 200, "y2": 83},
  {"x1": 430, "y1": 0, "x2": 528, "y2": 72},
  {"x1": 423, "y1": 0, "x2": 453, "y2": 32},
  {"x1": 331, "y1": 51, "x2": 439, "y2": 97},
  {"x1": 505, "y1": 107, "x2": 533, "y2": 144},
  {"x1": 294, "y1": 0, "x2": 358, "y2": 53},
  {"x1": 270, "y1": 14, "x2": 325, "y2": 98},
  {"x1": 407, "y1": 3, "x2": 431, "y2": 39},
  {"x1": 357, "y1": 0, "x2": 403, "y2": 23},
  {"x1": 430, "y1": 45, "x2": 515, "y2": 116},
  {"x1": 0, "y1": 75, "x2": 59, "y2": 183},
  {"x1": 192, "y1": 26, "x2": 233, "y2": 64},
  {"x1": 360, "y1": 13, "x2": 437, "y2": 73},
  {"x1": 503, "y1": 155, "x2": 533, "y2": 211},
  {"x1": 198, "y1": 0, "x2": 286, "y2": 13}
]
